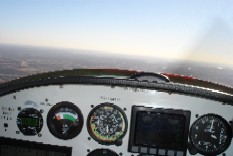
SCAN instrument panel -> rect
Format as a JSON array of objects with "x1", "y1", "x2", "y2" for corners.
[{"x1": 0, "y1": 84, "x2": 233, "y2": 156}]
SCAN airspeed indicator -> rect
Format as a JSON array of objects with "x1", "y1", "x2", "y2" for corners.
[{"x1": 87, "y1": 103, "x2": 127, "y2": 146}]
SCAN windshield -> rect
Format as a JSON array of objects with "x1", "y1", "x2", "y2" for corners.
[{"x1": 1, "y1": 0, "x2": 233, "y2": 87}]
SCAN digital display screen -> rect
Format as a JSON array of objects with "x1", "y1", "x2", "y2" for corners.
[
  {"x1": 21, "y1": 118, "x2": 39, "y2": 127},
  {"x1": 135, "y1": 111, "x2": 185, "y2": 148},
  {"x1": 128, "y1": 106, "x2": 190, "y2": 154}
]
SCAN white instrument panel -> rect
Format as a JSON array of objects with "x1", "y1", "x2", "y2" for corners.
[{"x1": 0, "y1": 84, "x2": 232, "y2": 156}]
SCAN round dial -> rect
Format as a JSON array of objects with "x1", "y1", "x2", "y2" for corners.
[
  {"x1": 87, "y1": 149, "x2": 119, "y2": 156},
  {"x1": 17, "y1": 108, "x2": 43, "y2": 136},
  {"x1": 87, "y1": 103, "x2": 127, "y2": 145},
  {"x1": 190, "y1": 114, "x2": 232, "y2": 155},
  {"x1": 47, "y1": 101, "x2": 83, "y2": 140}
]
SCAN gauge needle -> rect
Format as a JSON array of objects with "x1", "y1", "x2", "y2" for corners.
[
  {"x1": 63, "y1": 123, "x2": 74, "y2": 134},
  {"x1": 211, "y1": 134, "x2": 217, "y2": 139},
  {"x1": 113, "y1": 116, "x2": 118, "y2": 123},
  {"x1": 210, "y1": 119, "x2": 214, "y2": 133},
  {"x1": 106, "y1": 125, "x2": 109, "y2": 133}
]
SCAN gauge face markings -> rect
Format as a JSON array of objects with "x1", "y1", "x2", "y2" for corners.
[
  {"x1": 87, "y1": 103, "x2": 127, "y2": 145},
  {"x1": 47, "y1": 101, "x2": 83, "y2": 140},
  {"x1": 190, "y1": 114, "x2": 232, "y2": 155},
  {"x1": 17, "y1": 108, "x2": 43, "y2": 136},
  {"x1": 91, "y1": 107, "x2": 123, "y2": 138}
]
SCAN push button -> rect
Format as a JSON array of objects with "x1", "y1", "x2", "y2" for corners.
[
  {"x1": 131, "y1": 146, "x2": 139, "y2": 153},
  {"x1": 149, "y1": 148, "x2": 157, "y2": 155},
  {"x1": 176, "y1": 151, "x2": 184, "y2": 156},
  {"x1": 158, "y1": 149, "x2": 166, "y2": 155},
  {"x1": 140, "y1": 147, "x2": 148, "y2": 153},
  {"x1": 167, "y1": 150, "x2": 175, "y2": 156}
]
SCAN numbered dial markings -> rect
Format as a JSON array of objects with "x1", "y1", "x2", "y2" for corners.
[
  {"x1": 87, "y1": 103, "x2": 127, "y2": 145},
  {"x1": 190, "y1": 114, "x2": 232, "y2": 155}
]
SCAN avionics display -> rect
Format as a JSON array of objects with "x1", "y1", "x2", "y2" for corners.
[
  {"x1": 17, "y1": 108, "x2": 43, "y2": 136},
  {"x1": 135, "y1": 111, "x2": 185, "y2": 147},
  {"x1": 21, "y1": 118, "x2": 39, "y2": 127},
  {"x1": 128, "y1": 106, "x2": 191, "y2": 156}
]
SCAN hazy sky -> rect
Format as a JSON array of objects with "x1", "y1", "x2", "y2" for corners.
[{"x1": 1, "y1": 0, "x2": 233, "y2": 64}]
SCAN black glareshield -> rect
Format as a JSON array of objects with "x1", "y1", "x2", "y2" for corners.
[
  {"x1": 0, "y1": 137, "x2": 72, "y2": 156},
  {"x1": 128, "y1": 106, "x2": 191, "y2": 156}
]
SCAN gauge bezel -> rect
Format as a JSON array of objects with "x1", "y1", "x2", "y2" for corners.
[
  {"x1": 87, "y1": 103, "x2": 128, "y2": 145},
  {"x1": 189, "y1": 113, "x2": 232, "y2": 155},
  {"x1": 17, "y1": 108, "x2": 43, "y2": 136},
  {"x1": 47, "y1": 101, "x2": 84, "y2": 140}
]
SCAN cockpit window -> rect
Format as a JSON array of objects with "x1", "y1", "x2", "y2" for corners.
[{"x1": 0, "y1": 1, "x2": 233, "y2": 87}]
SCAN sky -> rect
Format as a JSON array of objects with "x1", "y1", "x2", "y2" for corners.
[{"x1": 1, "y1": 0, "x2": 233, "y2": 64}]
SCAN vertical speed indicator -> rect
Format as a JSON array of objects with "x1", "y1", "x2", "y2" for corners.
[{"x1": 87, "y1": 103, "x2": 128, "y2": 146}]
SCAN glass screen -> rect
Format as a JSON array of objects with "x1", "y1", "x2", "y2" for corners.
[
  {"x1": 21, "y1": 118, "x2": 39, "y2": 127},
  {"x1": 135, "y1": 111, "x2": 185, "y2": 148}
]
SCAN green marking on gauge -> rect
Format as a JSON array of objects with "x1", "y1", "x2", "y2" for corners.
[
  {"x1": 56, "y1": 112, "x2": 77, "y2": 122},
  {"x1": 64, "y1": 114, "x2": 76, "y2": 122}
]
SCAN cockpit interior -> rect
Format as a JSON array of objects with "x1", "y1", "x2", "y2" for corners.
[
  {"x1": 0, "y1": 69, "x2": 232, "y2": 156},
  {"x1": 1, "y1": 0, "x2": 233, "y2": 155}
]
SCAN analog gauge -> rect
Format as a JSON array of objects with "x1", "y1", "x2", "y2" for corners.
[
  {"x1": 17, "y1": 108, "x2": 43, "y2": 136},
  {"x1": 87, "y1": 149, "x2": 119, "y2": 156},
  {"x1": 47, "y1": 101, "x2": 83, "y2": 140},
  {"x1": 190, "y1": 114, "x2": 232, "y2": 155},
  {"x1": 87, "y1": 103, "x2": 127, "y2": 146}
]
